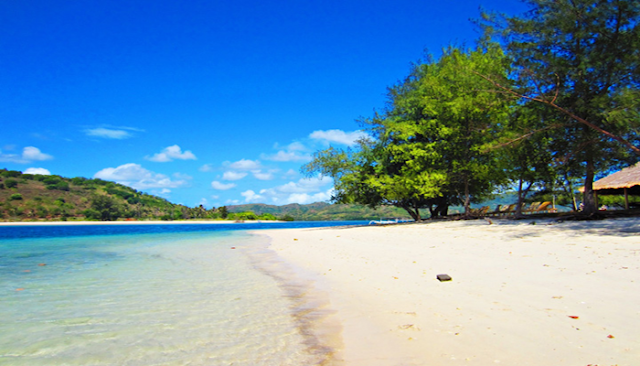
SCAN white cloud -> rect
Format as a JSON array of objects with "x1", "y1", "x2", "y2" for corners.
[
  {"x1": 262, "y1": 141, "x2": 312, "y2": 162},
  {"x1": 199, "y1": 164, "x2": 214, "y2": 172},
  {"x1": 173, "y1": 172, "x2": 193, "y2": 180},
  {"x1": 309, "y1": 129, "x2": 368, "y2": 146},
  {"x1": 252, "y1": 170, "x2": 276, "y2": 180},
  {"x1": 283, "y1": 169, "x2": 298, "y2": 178},
  {"x1": 284, "y1": 189, "x2": 334, "y2": 204},
  {"x1": 22, "y1": 147, "x2": 53, "y2": 161},
  {"x1": 223, "y1": 171, "x2": 248, "y2": 181},
  {"x1": 285, "y1": 141, "x2": 307, "y2": 151},
  {"x1": 211, "y1": 181, "x2": 236, "y2": 190},
  {"x1": 277, "y1": 176, "x2": 333, "y2": 193},
  {"x1": 150, "y1": 188, "x2": 172, "y2": 198},
  {"x1": 241, "y1": 189, "x2": 265, "y2": 203},
  {"x1": 85, "y1": 128, "x2": 132, "y2": 139},
  {"x1": 226, "y1": 159, "x2": 261, "y2": 171},
  {"x1": 0, "y1": 146, "x2": 53, "y2": 163},
  {"x1": 146, "y1": 145, "x2": 197, "y2": 162},
  {"x1": 24, "y1": 167, "x2": 51, "y2": 175},
  {"x1": 94, "y1": 163, "x2": 188, "y2": 190},
  {"x1": 240, "y1": 176, "x2": 334, "y2": 204},
  {"x1": 262, "y1": 150, "x2": 312, "y2": 162}
]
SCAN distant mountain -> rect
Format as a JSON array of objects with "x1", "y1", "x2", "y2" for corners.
[{"x1": 227, "y1": 202, "x2": 412, "y2": 221}]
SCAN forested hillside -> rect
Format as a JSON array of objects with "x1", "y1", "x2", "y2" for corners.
[{"x1": 0, "y1": 169, "x2": 218, "y2": 221}]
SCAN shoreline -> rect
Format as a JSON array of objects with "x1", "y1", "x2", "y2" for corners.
[
  {"x1": 258, "y1": 218, "x2": 640, "y2": 365},
  {"x1": 243, "y1": 232, "x2": 345, "y2": 365},
  {"x1": 0, "y1": 220, "x2": 284, "y2": 226}
]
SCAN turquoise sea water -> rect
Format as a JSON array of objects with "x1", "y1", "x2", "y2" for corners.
[{"x1": 0, "y1": 222, "x2": 362, "y2": 365}]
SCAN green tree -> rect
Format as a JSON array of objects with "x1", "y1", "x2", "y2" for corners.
[
  {"x1": 219, "y1": 206, "x2": 229, "y2": 219},
  {"x1": 491, "y1": 102, "x2": 557, "y2": 216},
  {"x1": 258, "y1": 213, "x2": 278, "y2": 221},
  {"x1": 305, "y1": 46, "x2": 513, "y2": 220},
  {"x1": 89, "y1": 195, "x2": 122, "y2": 221},
  {"x1": 482, "y1": 0, "x2": 640, "y2": 214}
]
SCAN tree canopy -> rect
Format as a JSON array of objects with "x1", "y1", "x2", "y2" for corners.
[
  {"x1": 306, "y1": 0, "x2": 640, "y2": 220},
  {"x1": 481, "y1": 0, "x2": 640, "y2": 214},
  {"x1": 305, "y1": 46, "x2": 514, "y2": 220}
]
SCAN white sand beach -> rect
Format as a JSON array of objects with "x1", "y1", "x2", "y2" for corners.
[{"x1": 259, "y1": 218, "x2": 640, "y2": 365}]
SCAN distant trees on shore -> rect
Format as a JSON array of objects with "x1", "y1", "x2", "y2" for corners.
[{"x1": 305, "y1": 0, "x2": 640, "y2": 220}]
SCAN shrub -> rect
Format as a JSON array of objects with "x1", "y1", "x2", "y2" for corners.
[
  {"x1": 234, "y1": 211, "x2": 258, "y2": 220},
  {"x1": 56, "y1": 182, "x2": 70, "y2": 191},
  {"x1": 10, "y1": 194, "x2": 23, "y2": 200},
  {"x1": 5, "y1": 179, "x2": 18, "y2": 189},
  {"x1": 82, "y1": 209, "x2": 100, "y2": 220},
  {"x1": 280, "y1": 214, "x2": 295, "y2": 221},
  {"x1": 42, "y1": 176, "x2": 61, "y2": 185},
  {"x1": 1, "y1": 170, "x2": 21, "y2": 178},
  {"x1": 258, "y1": 213, "x2": 278, "y2": 221}
]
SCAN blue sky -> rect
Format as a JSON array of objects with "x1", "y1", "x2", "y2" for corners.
[{"x1": 1, "y1": 0, "x2": 528, "y2": 208}]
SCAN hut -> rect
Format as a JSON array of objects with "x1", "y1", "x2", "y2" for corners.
[{"x1": 588, "y1": 163, "x2": 640, "y2": 209}]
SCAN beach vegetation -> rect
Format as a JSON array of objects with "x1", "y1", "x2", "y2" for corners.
[
  {"x1": 280, "y1": 214, "x2": 295, "y2": 221},
  {"x1": 305, "y1": 46, "x2": 513, "y2": 220},
  {"x1": 480, "y1": 0, "x2": 640, "y2": 214},
  {"x1": 257, "y1": 212, "x2": 278, "y2": 221}
]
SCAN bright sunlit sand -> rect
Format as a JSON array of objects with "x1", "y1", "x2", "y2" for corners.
[{"x1": 258, "y1": 218, "x2": 640, "y2": 365}]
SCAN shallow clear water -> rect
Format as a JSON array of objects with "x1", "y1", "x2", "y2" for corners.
[{"x1": 0, "y1": 222, "x2": 361, "y2": 365}]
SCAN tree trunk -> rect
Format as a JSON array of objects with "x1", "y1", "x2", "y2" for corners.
[
  {"x1": 401, "y1": 205, "x2": 421, "y2": 222},
  {"x1": 582, "y1": 157, "x2": 597, "y2": 215},
  {"x1": 463, "y1": 178, "x2": 471, "y2": 215},
  {"x1": 515, "y1": 178, "x2": 524, "y2": 217}
]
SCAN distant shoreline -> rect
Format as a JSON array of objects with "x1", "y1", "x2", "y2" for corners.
[{"x1": 0, "y1": 220, "x2": 284, "y2": 226}]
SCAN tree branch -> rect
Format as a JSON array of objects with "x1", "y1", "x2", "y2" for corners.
[{"x1": 473, "y1": 71, "x2": 640, "y2": 155}]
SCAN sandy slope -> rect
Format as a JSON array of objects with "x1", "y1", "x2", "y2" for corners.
[{"x1": 259, "y1": 218, "x2": 640, "y2": 366}]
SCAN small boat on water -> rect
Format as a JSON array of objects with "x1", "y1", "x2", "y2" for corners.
[{"x1": 368, "y1": 218, "x2": 411, "y2": 225}]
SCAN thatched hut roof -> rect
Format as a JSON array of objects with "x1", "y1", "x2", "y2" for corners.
[{"x1": 587, "y1": 163, "x2": 640, "y2": 195}]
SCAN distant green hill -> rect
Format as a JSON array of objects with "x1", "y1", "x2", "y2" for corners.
[
  {"x1": 0, "y1": 168, "x2": 217, "y2": 222},
  {"x1": 227, "y1": 202, "x2": 412, "y2": 221}
]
